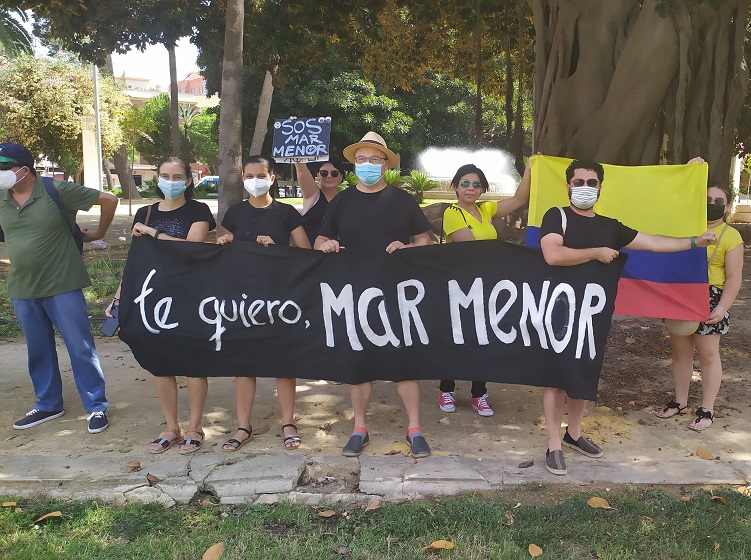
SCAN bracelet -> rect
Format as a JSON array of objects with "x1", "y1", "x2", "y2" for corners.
[
  {"x1": 690, "y1": 236, "x2": 697, "y2": 249},
  {"x1": 154, "y1": 229, "x2": 163, "y2": 239},
  {"x1": 112, "y1": 298, "x2": 120, "y2": 307}
]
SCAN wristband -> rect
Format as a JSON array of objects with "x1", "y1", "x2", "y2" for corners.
[
  {"x1": 154, "y1": 229, "x2": 163, "y2": 239},
  {"x1": 690, "y1": 236, "x2": 697, "y2": 249}
]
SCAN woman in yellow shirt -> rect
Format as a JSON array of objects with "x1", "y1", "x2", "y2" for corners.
[
  {"x1": 657, "y1": 182, "x2": 744, "y2": 430},
  {"x1": 438, "y1": 161, "x2": 531, "y2": 415}
]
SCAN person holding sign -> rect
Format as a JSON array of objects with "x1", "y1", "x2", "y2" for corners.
[
  {"x1": 218, "y1": 155, "x2": 311, "y2": 451},
  {"x1": 538, "y1": 158, "x2": 717, "y2": 476},
  {"x1": 314, "y1": 132, "x2": 433, "y2": 459},
  {"x1": 106, "y1": 154, "x2": 216, "y2": 454},
  {"x1": 656, "y1": 179, "x2": 743, "y2": 431},
  {"x1": 438, "y1": 161, "x2": 532, "y2": 416},
  {"x1": 295, "y1": 157, "x2": 346, "y2": 246}
]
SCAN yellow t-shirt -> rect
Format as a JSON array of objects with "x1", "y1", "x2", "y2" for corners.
[
  {"x1": 707, "y1": 222, "x2": 743, "y2": 288},
  {"x1": 443, "y1": 201, "x2": 498, "y2": 242}
]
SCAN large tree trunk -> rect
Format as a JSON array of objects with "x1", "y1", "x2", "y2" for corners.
[
  {"x1": 168, "y1": 43, "x2": 181, "y2": 155},
  {"x1": 249, "y1": 69, "x2": 275, "y2": 155},
  {"x1": 113, "y1": 145, "x2": 141, "y2": 199},
  {"x1": 217, "y1": 0, "x2": 245, "y2": 229},
  {"x1": 532, "y1": 0, "x2": 749, "y2": 178}
]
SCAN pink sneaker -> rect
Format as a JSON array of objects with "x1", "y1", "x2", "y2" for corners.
[
  {"x1": 470, "y1": 394, "x2": 494, "y2": 416},
  {"x1": 439, "y1": 392, "x2": 456, "y2": 413}
]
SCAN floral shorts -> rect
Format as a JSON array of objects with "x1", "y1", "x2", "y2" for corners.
[{"x1": 696, "y1": 285, "x2": 729, "y2": 335}]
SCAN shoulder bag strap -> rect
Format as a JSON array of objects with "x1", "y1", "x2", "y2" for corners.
[
  {"x1": 42, "y1": 177, "x2": 75, "y2": 233},
  {"x1": 707, "y1": 224, "x2": 729, "y2": 268},
  {"x1": 557, "y1": 206, "x2": 567, "y2": 237},
  {"x1": 144, "y1": 203, "x2": 154, "y2": 226}
]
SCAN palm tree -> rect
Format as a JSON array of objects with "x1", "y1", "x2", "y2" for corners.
[
  {"x1": 178, "y1": 103, "x2": 200, "y2": 140},
  {"x1": 0, "y1": 8, "x2": 33, "y2": 59}
]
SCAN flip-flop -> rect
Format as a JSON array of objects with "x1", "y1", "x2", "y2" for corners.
[
  {"x1": 178, "y1": 430, "x2": 205, "y2": 455},
  {"x1": 149, "y1": 430, "x2": 182, "y2": 454},
  {"x1": 223, "y1": 427, "x2": 252, "y2": 452},
  {"x1": 282, "y1": 423, "x2": 302, "y2": 449}
]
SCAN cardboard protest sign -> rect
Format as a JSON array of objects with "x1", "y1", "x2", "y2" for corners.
[{"x1": 272, "y1": 117, "x2": 332, "y2": 163}]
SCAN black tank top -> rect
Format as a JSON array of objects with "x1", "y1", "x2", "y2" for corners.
[{"x1": 301, "y1": 191, "x2": 328, "y2": 246}]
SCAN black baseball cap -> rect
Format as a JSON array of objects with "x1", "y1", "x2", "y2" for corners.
[{"x1": 0, "y1": 143, "x2": 35, "y2": 169}]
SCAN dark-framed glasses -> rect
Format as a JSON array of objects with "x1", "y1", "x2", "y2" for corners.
[
  {"x1": 354, "y1": 156, "x2": 387, "y2": 165},
  {"x1": 571, "y1": 178, "x2": 600, "y2": 188},
  {"x1": 319, "y1": 170, "x2": 340, "y2": 177},
  {"x1": 459, "y1": 180, "x2": 483, "y2": 189},
  {"x1": 0, "y1": 162, "x2": 18, "y2": 171},
  {"x1": 707, "y1": 196, "x2": 727, "y2": 207}
]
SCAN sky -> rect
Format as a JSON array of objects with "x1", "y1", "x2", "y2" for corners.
[{"x1": 111, "y1": 38, "x2": 200, "y2": 90}]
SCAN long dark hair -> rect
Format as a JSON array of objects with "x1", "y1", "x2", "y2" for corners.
[{"x1": 156, "y1": 155, "x2": 195, "y2": 200}]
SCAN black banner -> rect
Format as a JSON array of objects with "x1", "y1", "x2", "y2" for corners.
[
  {"x1": 119, "y1": 238, "x2": 627, "y2": 400},
  {"x1": 272, "y1": 117, "x2": 332, "y2": 163}
]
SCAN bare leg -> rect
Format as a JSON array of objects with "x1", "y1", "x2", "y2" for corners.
[
  {"x1": 149, "y1": 376, "x2": 181, "y2": 452},
  {"x1": 227, "y1": 376, "x2": 255, "y2": 445},
  {"x1": 543, "y1": 387, "x2": 566, "y2": 451},
  {"x1": 692, "y1": 334, "x2": 722, "y2": 429},
  {"x1": 564, "y1": 398, "x2": 588, "y2": 440},
  {"x1": 658, "y1": 333, "x2": 696, "y2": 416},
  {"x1": 186, "y1": 377, "x2": 208, "y2": 433},
  {"x1": 396, "y1": 380, "x2": 421, "y2": 429},
  {"x1": 349, "y1": 381, "x2": 372, "y2": 429},
  {"x1": 276, "y1": 377, "x2": 299, "y2": 448}
]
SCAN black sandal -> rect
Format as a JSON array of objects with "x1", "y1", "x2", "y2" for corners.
[
  {"x1": 688, "y1": 408, "x2": 714, "y2": 432},
  {"x1": 282, "y1": 423, "x2": 302, "y2": 449},
  {"x1": 223, "y1": 427, "x2": 252, "y2": 452},
  {"x1": 655, "y1": 401, "x2": 688, "y2": 419}
]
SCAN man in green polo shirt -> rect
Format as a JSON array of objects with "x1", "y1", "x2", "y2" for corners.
[{"x1": 0, "y1": 142, "x2": 118, "y2": 433}]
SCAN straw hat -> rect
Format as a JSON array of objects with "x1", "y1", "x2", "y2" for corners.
[{"x1": 343, "y1": 131, "x2": 399, "y2": 169}]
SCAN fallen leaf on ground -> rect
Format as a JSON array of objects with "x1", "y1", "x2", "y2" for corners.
[
  {"x1": 714, "y1": 542, "x2": 721, "y2": 551},
  {"x1": 528, "y1": 543, "x2": 543, "y2": 557},
  {"x1": 35, "y1": 511, "x2": 62, "y2": 523},
  {"x1": 513, "y1": 502, "x2": 522, "y2": 509},
  {"x1": 364, "y1": 500, "x2": 381, "y2": 513},
  {"x1": 318, "y1": 422, "x2": 334, "y2": 431},
  {"x1": 126, "y1": 460, "x2": 141, "y2": 473},
  {"x1": 146, "y1": 473, "x2": 161, "y2": 486},
  {"x1": 697, "y1": 447, "x2": 715, "y2": 461},
  {"x1": 202, "y1": 542, "x2": 224, "y2": 560},
  {"x1": 319, "y1": 510, "x2": 336, "y2": 518},
  {"x1": 710, "y1": 495, "x2": 728, "y2": 505},
  {"x1": 518, "y1": 459, "x2": 534, "y2": 469},
  {"x1": 422, "y1": 540, "x2": 454, "y2": 551},
  {"x1": 595, "y1": 405, "x2": 611, "y2": 413},
  {"x1": 680, "y1": 496, "x2": 691, "y2": 502},
  {"x1": 2, "y1": 501, "x2": 16, "y2": 507},
  {"x1": 253, "y1": 425, "x2": 270, "y2": 435},
  {"x1": 736, "y1": 486, "x2": 750, "y2": 496},
  {"x1": 727, "y1": 448, "x2": 735, "y2": 453},
  {"x1": 587, "y1": 497, "x2": 614, "y2": 510},
  {"x1": 625, "y1": 336, "x2": 636, "y2": 344},
  {"x1": 502, "y1": 511, "x2": 514, "y2": 526},
  {"x1": 385, "y1": 449, "x2": 401, "y2": 455},
  {"x1": 641, "y1": 387, "x2": 653, "y2": 393},
  {"x1": 714, "y1": 410, "x2": 725, "y2": 418},
  {"x1": 337, "y1": 547, "x2": 349, "y2": 555}
]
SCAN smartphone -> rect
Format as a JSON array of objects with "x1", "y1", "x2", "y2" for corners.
[{"x1": 100, "y1": 306, "x2": 120, "y2": 336}]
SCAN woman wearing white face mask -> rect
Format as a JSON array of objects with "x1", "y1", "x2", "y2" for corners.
[
  {"x1": 217, "y1": 155, "x2": 310, "y2": 453},
  {"x1": 106, "y1": 154, "x2": 216, "y2": 454}
]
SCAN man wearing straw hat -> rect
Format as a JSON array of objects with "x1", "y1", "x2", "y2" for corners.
[{"x1": 314, "y1": 131, "x2": 433, "y2": 458}]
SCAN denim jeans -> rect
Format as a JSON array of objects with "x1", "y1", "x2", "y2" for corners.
[{"x1": 12, "y1": 289, "x2": 108, "y2": 414}]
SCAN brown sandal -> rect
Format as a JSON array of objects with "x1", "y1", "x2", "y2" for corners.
[
  {"x1": 178, "y1": 429, "x2": 205, "y2": 455},
  {"x1": 149, "y1": 430, "x2": 182, "y2": 454}
]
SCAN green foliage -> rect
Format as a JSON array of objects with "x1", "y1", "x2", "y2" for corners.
[
  {"x1": 400, "y1": 170, "x2": 440, "y2": 203},
  {"x1": 0, "y1": 55, "x2": 130, "y2": 171},
  {"x1": 131, "y1": 93, "x2": 194, "y2": 164},
  {"x1": 189, "y1": 110, "x2": 219, "y2": 173},
  {"x1": 0, "y1": 7, "x2": 32, "y2": 58},
  {"x1": 384, "y1": 168, "x2": 405, "y2": 186}
]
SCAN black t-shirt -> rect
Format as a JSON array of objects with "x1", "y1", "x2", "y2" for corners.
[
  {"x1": 221, "y1": 199, "x2": 303, "y2": 245},
  {"x1": 539, "y1": 206, "x2": 638, "y2": 249},
  {"x1": 133, "y1": 199, "x2": 216, "y2": 240},
  {"x1": 318, "y1": 185, "x2": 431, "y2": 251},
  {"x1": 300, "y1": 191, "x2": 328, "y2": 246}
]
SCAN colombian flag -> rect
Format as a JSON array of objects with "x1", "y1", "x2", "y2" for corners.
[{"x1": 526, "y1": 156, "x2": 709, "y2": 320}]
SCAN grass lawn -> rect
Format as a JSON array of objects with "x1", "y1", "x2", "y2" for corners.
[{"x1": 1, "y1": 487, "x2": 750, "y2": 559}]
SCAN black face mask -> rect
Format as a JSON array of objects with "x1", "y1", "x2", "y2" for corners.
[{"x1": 707, "y1": 204, "x2": 725, "y2": 221}]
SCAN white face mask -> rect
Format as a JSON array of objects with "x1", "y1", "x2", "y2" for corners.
[
  {"x1": 0, "y1": 168, "x2": 21, "y2": 190},
  {"x1": 570, "y1": 186, "x2": 599, "y2": 210},
  {"x1": 244, "y1": 177, "x2": 271, "y2": 197}
]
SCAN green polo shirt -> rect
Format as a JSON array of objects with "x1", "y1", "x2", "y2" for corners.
[{"x1": 0, "y1": 176, "x2": 100, "y2": 299}]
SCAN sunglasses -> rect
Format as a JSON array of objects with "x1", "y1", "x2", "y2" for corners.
[
  {"x1": 0, "y1": 162, "x2": 18, "y2": 171},
  {"x1": 319, "y1": 170, "x2": 340, "y2": 178},
  {"x1": 571, "y1": 178, "x2": 600, "y2": 187},
  {"x1": 708, "y1": 196, "x2": 727, "y2": 206},
  {"x1": 459, "y1": 180, "x2": 483, "y2": 189}
]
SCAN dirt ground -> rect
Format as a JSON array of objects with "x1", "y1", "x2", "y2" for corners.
[{"x1": 0, "y1": 209, "x2": 749, "y2": 472}]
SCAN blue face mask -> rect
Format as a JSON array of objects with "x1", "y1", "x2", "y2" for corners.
[
  {"x1": 158, "y1": 177, "x2": 187, "y2": 200},
  {"x1": 355, "y1": 162, "x2": 383, "y2": 186}
]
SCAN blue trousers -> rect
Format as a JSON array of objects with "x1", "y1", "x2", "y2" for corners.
[{"x1": 12, "y1": 289, "x2": 108, "y2": 414}]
